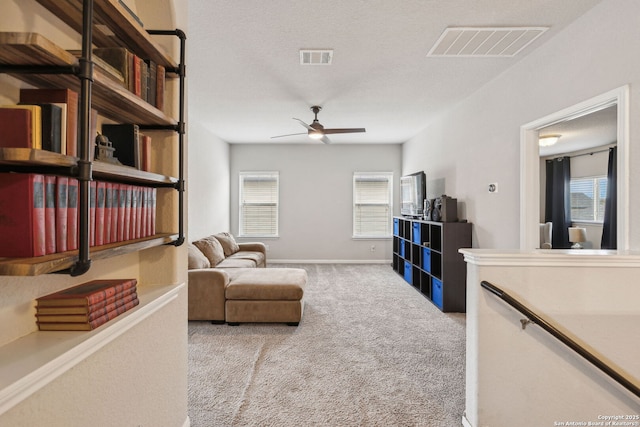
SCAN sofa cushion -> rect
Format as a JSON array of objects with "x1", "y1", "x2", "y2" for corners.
[
  {"x1": 214, "y1": 232, "x2": 240, "y2": 256},
  {"x1": 188, "y1": 243, "x2": 211, "y2": 269},
  {"x1": 193, "y1": 236, "x2": 225, "y2": 266},
  {"x1": 228, "y1": 251, "x2": 265, "y2": 267},
  {"x1": 225, "y1": 268, "x2": 306, "y2": 300},
  {"x1": 216, "y1": 257, "x2": 257, "y2": 268}
]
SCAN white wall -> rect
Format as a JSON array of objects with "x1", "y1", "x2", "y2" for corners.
[
  {"x1": 403, "y1": 0, "x2": 640, "y2": 251},
  {"x1": 230, "y1": 143, "x2": 402, "y2": 261},
  {"x1": 187, "y1": 121, "x2": 230, "y2": 240}
]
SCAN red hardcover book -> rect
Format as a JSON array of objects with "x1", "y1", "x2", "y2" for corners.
[
  {"x1": 123, "y1": 184, "x2": 132, "y2": 241},
  {"x1": 0, "y1": 108, "x2": 33, "y2": 148},
  {"x1": 103, "y1": 182, "x2": 112, "y2": 244},
  {"x1": 89, "y1": 181, "x2": 96, "y2": 246},
  {"x1": 150, "y1": 187, "x2": 156, "y2": 236},
  {"x1": 37, "y1": 297, "x2": 140, "y2": 331},
  {"x1": 110, "y1": 184, "x2": 119, "y2": 243},
  {"x1": 130, "y1": 186, "x2": 140, "y2": 239},
  {"x1": 95, "y1": 181, "x2": 106, "y2": 246},
  {"x1": 117, "y1": 183, "x2": 127, "y2": 242},
  {"x1": 36, "y1": 278, "x2": 138, "y2": 307},
  {"x1": 43, "y1": 175, "x2": 56, "y2": 254},
  {"x1": 55, "y1": 176, "x2": 69, "y2": 252},
  {"x1": 36, "y1": 288, "x2": 138, "y2": 315},
  {"x1": 133, "y1": 54, "x2": 142, "y2": 97},
  {"x1": 67, "y1": 178, "x2": 79, "y2": 251},
  {"x1": 140, "y1": 187, "x2": 147, "y2": 238},
  {"x1": 0, "y1": 173, "x2": 46, "y2": 257},
  {"x1": 19, "y1": 88, "x2": 79, "y2": 157},
  {"x1": 36, "y1": 292, "x2": 139, "y2": 322}
]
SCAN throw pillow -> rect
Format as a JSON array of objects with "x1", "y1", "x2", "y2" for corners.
[
  {"x1": 188, "y1": 243, "x2": 210, "y2": 269},
  {"x1": 193, "y1": 236, "x2": 225, "y2": 266},
  {"x1": 214, "y1": 232, "x2": 240, "y2": 256}
]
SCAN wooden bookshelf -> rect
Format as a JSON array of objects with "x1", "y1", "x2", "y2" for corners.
[
  {"x1": 0, "y1": 234, "x2": 178, "y2": 276},
  {"x1": 0, "y1": 32, "x2": 176, "y2": 126},
  {"x1": 34, "y1": 0, "x2": 177, "y2": 69}
]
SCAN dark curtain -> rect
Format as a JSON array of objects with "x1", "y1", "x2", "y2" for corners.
[
  {"x1": 601, "y1": 146, "x2": 617, "y2": 249},
  {"x1": 544, "y1": 157, "x2": 571, "y2": 248}
]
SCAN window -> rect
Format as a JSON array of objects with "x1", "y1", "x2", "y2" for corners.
[
  {"x1": 570, "y1": 176, "x2": 607, "y2": 223},
  {"x1": 239, "y1": 172, "x2": 279, "y2": 237},
  {"x1": 353, "y1": 172, "x2": 393, "y2": 238}
]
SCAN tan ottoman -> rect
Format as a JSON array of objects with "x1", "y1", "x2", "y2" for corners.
[{"x1": 225, "y1": 268, "x2": 307, "y2": 326}]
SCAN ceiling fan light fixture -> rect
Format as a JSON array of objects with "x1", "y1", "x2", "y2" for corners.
[
  {"x1": 539, "y1": 134, "x2": 561, "y2": 147},
  {"x1": 308, "y1": 131, "x2": 324, "y2": 139}
]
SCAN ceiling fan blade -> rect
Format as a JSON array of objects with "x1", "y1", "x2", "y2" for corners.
[
  {"x1": 322, "y1": 128, "x2": 366, "y2": 134},
  {"x1": 293, "y1": 118, "x2": 315, "y2": 131},
  {"x1": 320, "y1": 135, "x2": 332, "y2": 144},
  {"x1": 271, "y1": 132, "x2": 307, "y2": 139}
]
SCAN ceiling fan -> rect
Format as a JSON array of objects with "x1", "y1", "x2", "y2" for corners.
[{"x1": 271, "y1": 106, "x2": 366, "y2": 144}]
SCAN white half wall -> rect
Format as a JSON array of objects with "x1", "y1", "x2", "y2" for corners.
[
  {"x1": 230, "y1": 143, "x2": 402, "y2": 261},
  {"x1": 403, "y1": 0, "x2": 640, "y2": 250}
]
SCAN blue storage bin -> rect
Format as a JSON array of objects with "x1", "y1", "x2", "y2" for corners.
[
  {"x1": 422, "y1": 247, "x2": 431, "y2": 272},
  {"x1": 412, "y1": 222, "x2": 421, "y2": 244},
  {"x1": 403, "y1": 261, "x2": 412, "y2": 284},
  {"x1": 432, "y1": 278, "x2": 443, "y2": 309},
  {"x1": 399, "y1": 240, "x2": 405, "y2": 257},
  {"x1": 393, "y1": 218, "x2": 399, "y2": 236}
]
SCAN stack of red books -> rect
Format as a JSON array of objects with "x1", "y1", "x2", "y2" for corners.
[{"x1": 35, "y1": 279, "x2": 139, "y2": 331}]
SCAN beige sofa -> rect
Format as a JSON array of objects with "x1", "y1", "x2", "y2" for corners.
[{"x1": 187, "y1": 233, "x2": 306, "y2": 325}]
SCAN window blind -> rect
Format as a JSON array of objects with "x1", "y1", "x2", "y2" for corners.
[
  {"x1": 353, "y1": 173, "x2": 393, "y2": 237},
  {"x1": 570, "y1": 176, "x2": 607, "y2": 222},
  {"x1": 239, "y1": 172, "x2": 279, "y2": 236}
]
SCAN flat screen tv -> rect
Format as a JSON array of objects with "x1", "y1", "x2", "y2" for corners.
[{"x1": 400, "y1": 171, "x2": 426, "y2": 217}]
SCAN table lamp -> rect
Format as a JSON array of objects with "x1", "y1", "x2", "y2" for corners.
[{"x1": 568, "y1": 227, "x2": 587, "y2": 249}]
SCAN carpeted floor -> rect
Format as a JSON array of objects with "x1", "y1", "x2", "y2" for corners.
[{"x1": 188, "y1": 264, "x2": 466, "y2": 426}]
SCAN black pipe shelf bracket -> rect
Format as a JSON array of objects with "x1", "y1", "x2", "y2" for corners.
[{"x1": 480, "y1": 280, "x2": 640, "y2": 400}]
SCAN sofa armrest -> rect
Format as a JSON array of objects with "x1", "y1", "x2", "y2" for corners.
[
  {"x1": 238, "y1": 242, "x2": 266, "y2": 254},
  {"x1": 187, "y1": 268, "x2": 230, "y2": 321}
]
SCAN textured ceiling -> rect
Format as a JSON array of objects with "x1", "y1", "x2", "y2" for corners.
[{"x1": 187, "y1": 0, "x2": 602, "y2": 144}]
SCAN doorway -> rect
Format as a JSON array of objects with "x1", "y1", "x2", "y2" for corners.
[{"x1": 519, "y1": 86, "x2": 629, "y2": 250}]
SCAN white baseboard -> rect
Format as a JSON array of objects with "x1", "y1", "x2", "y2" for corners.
[
  {"x1": 182, "y1": 416, "x2": 190, "y2": 427},
  {"x1": 269, "y1": 259, "x2": 392, "y2": 264},
  {"x1": 462, "y1": 412, "x2": 473, "y2": 427}
]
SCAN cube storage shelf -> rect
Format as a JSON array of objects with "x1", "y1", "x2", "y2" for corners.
[{"x1": 392, "y1": 216, "x2": 472, "y2": 312}]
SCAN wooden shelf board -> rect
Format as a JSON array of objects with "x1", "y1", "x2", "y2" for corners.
[
  {"x1": 0, "y1": 149, "x2": 177, "y2": 185},
  {"x1": 34, "y1": 0, "x2": 177, "y2": 69},
  {"x1": 0, "y1": 234, "x2": 178, "y2": 276}
]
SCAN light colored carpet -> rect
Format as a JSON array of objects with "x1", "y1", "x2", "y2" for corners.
[{"x1": 188, "y1": 264, "x2": 466, "y2": 426}]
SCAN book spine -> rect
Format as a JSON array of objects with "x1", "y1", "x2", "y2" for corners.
[
  {"x1": 55, "y1": 176, "x2": 68, "y2": 252},
  {"x1": 83, "y1": 279, "x2": 138, "y2": 306},
  {"x1": 140, "y1": 187, "x2": 147, "y2": 238},
  {"x1": 117, "y1": 183, "x2": 126, "y2": 242},
  {"x1": 36, "y1": 288, "x2": 137, "y2": 314},
  {"x1": 0, "y1": 108, "x2": 33, "y2": 148},
  {"x1": 44, "y1": 175, "x2": 56, "y2": 254},
  {"x1": 123, "y1": 184, "x2": 132, "y2": 241},
  {"x1": 95, "y1": 181, "x2": 106, "y2": 246},
  {"x1": 110, "y1": 184, "x2": 119, "y2": 243},
  {"x1": 88, "y1": 297, "x2": 140, "y2": 329},
  {"x1": 89, "y1": 181, "x2": 97, "y2": 246},
  {"x1": 155, "y1": 64, "x2": 165, "y2": 111},
  {"x1": 67, "y1": 178, "x2": 79, "y2": 251},
  {"x1": 104, "y1": 182, "x2": 113, "y2": 245}
]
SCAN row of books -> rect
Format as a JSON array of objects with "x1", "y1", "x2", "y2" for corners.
[
  {"x1": 99, "y1": 123, "x2": 152, "y2": 171},
  {"x1": 90, "y1": 47, "x2": 165, "y2": 110},
  {"x1": 0, "y1": 88, "x2": 79, "y2": 156},
  {"x1": 36, "y1": 279, "x2": 139, "y2": 331},
  {"x1": 0, "y1": 173, "x2": 157, "y2": 258}
]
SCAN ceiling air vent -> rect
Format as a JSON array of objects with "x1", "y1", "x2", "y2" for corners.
[
  {"x1": 427, "y1": 27, "x2": 548, "y2": 57},
  {"x1": 300, "y1": 49, "x2": 333, "y2": 65}
]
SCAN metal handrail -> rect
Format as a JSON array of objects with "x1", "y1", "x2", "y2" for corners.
[{"x1": 481, "y1": 280, "x2": 640, "y2": 399}]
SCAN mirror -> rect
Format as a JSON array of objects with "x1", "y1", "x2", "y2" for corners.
[{"x1": 520, "y1": 86, "x2": 628, "y2": 251}]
